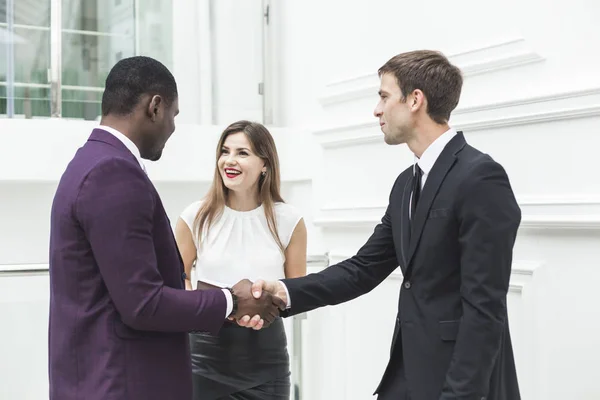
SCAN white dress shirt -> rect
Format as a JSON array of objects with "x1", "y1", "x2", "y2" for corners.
[
  {"x1": 98, "y1": 125, "x2": 234, "y2": 318},
  {"x1": 410, "y1": 127, "x2": 458, "y2": 218},
  {"x1": 414, "y1": 127, "x2": 457, "y2": 189},
  {"x1": 281, "y1": 127, "x2": 458, "y2": 309}
]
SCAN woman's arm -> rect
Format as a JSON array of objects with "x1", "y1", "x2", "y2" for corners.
[
  {"x1": 174, "y1": 218, "x2": 197, "y2": 290},
  {"x1": 284, "y1": 218, "x2": 308, "y2": 278}
]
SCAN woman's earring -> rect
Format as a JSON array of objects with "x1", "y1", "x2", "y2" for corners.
[{"x1": 261, "y1": 170, "x2": 266, "y2": 176}]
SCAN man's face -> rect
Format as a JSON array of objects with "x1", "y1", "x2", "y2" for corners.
[
  {"x1": 141, "y1": 96, "x2": 179, "y2": 161},
  {"x1": 373, "y1": 73, "x2": 414, "y2": 145}
]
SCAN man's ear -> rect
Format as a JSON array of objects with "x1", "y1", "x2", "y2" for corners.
[
  {"x1": 147, "y1": 95, "x2": 163, "y2": 120},
  {"x1": 410, "y1": 89, "x2": 426, "y2": 112}
]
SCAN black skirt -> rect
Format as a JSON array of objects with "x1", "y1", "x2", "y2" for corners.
[{"x1": 190, "y1": 318, "x2": 291, "y2": 400}]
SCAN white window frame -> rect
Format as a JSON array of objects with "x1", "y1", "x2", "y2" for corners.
[{"x1": 2, "y1": 0, "x2": 275, "y2": 124}]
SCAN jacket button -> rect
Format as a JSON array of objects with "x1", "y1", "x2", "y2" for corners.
[{"x1": 404, "y1": 281, "x2": 411, "y2": 289}]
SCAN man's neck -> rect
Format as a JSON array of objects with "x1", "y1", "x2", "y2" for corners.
[{"x1": 407, "y1": 122, "x2": 450, "y2": 158}]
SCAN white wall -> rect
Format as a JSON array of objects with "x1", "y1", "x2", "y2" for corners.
[
  {"x1": 172, "y1": 0, "x2": 266, "y2": 125},
  {"x1": 275, "y1": 1, "x2": 600, "y2": 399}
]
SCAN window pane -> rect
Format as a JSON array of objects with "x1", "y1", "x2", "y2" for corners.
[
  {"x1": 15, "y1": 1, "x2": 50, "y2": 26},
  {"x1": 61, "y1": 0, "x2": 135, "y2": 119},
  {"x1": 61, "y1": 2, "x2": 135, "y2": 80},
  {"x1": 137, "y1": 1, "x2": 172, "y2": 69},
  {"x1": 0, "y1": 85, "x2": 51, "y2": 117},
  {"x1": 0, "y1": 0, "x2": 51, "y2": 118},
  {"x1": 61, "y1": 88, "x2": 102, "y2": 120},
  {"x1": 0, "y1": 0, "x2": 50, "y2": 26},
  {"x1": 62, "y1": 31, "x2": 133, "y2": 88},
  {"x1": 62, "y1": 0, "x2": 134, "y2": 33},
  {"x1": 2, "y1": 0, "x2": 174, "y2": 120},
  {"x1": 11, "y1": 27, "x2": 50, "y2": 83}
]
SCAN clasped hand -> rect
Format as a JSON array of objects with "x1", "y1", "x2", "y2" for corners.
[{"x1": 228, "y1": 279, "x2": 286, "y2": 330}]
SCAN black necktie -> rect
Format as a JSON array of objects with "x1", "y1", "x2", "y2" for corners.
[{"x1": 411, "y1": 164, "x2": 422, "y2": 220}]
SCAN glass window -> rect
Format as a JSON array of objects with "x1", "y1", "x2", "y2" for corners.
[
  {"x1": 0, "y1": 0, "x2": 172, "y2": 120},
  {"x1": 0, "y1": 0, "x2": 52, "y2": 118},
  {"x1": 61, "y1": 0, "x2": 136, "y2": 120},
  {"x1": 1, "y1": 0, "x2": 272, "y2": 124}
]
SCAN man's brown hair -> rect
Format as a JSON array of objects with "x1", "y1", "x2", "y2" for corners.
[{"x1": 378, "y1": 50, "x2": 462, "y2": 124}]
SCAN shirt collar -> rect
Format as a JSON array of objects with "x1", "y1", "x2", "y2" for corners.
[
  {"x1": 416, "y1": 127, "x2": 457, "y2": 175},
  {"x1": 98, "y1": 125, "x2": 146, "y2": 172}
]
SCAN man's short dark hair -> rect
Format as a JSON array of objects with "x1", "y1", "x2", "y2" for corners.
[
  {"x1": 101, "y1": 56, "x2": 178, "y2": 116},
  {"x1": 378, "y1": 50, "x2": 462, "y2": 124}
]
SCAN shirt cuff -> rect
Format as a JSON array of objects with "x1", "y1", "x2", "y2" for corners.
[
  {"x1": 221, "y1": 288, "x2": 233, "y2": 318},
  {"x1": 279, "y1": 280, "x2": 291, "y2": 309}
]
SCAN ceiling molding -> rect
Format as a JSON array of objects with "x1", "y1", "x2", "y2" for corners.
[
  {"x1": 315, "y1": 198, "x2": 600, "y2": 230},
  {"x1": 313, "y1": 86, "x2": 600, "y2": 148},
  {"x1": 319, "y1": 38, "x2": 544, "y2": 106}
]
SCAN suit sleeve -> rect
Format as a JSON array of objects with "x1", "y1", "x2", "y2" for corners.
[
  {"x1": 280, "y1": 178, "x2": 402, "y2": 316},
  {"x1": 440, "y1": 160, "x2": 521, "y2": 399},
  {"x1": 76, "y1": 158, "x2": 227, "y2": 334}
]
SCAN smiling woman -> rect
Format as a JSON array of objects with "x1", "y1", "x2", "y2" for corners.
[
  {"x1": 173, "y1": 119, "x2": 308, "y2": 399},
  {"x1": 193, "y1": 120, "x2": 287, "y2": 254}
]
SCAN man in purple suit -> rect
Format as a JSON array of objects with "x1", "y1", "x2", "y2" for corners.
[{"x1": 48, "y1": 56, "x2": 284, "y2": 400}]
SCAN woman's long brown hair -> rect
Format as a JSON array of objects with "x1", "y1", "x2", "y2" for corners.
[{"x1": 193, "y1": 120, "x2": 286, "y2": 254}]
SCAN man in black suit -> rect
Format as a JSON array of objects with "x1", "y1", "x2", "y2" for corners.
[{"x1": 241, "y1": 50, "x2": 522, "y2": 400}]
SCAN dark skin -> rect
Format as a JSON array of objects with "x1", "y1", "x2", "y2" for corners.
[
  {"x1": 99, "y1": 94, "x2": 179, "y2": 161},
  {"x1": 231, "y1": 279, "x2": 286, "y2": 326},
  {"x1": 101, "y1": 94, "x2": 285, "y2": 326}
]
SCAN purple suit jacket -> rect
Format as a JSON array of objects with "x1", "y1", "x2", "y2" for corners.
[{"x1": 48, "y1": 129, "x2": 227, "y2": 400}]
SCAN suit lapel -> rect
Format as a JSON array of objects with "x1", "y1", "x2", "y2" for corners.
[
  {"x1": 405, "y1": 132, "x2": 466, "y2": 274},
  {"x1": 399, "y1": 176, "x2": 412, "y2": 270}
]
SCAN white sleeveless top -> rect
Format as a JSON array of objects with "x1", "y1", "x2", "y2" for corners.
[{"x1": 180, "y1": 201, "x2": 303, "y2": 288}]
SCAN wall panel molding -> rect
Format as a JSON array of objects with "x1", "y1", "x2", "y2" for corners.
[
  {"x1": 327, "y1": 252, "x2": 540, "y2": 287},
  {"x1": 319, "y1": 38, "x2": 544, "y2": 106},
  {"x1": 508, "y1": 261, "x2": 542, "y2": 293},
  {"x1": 314, "y1": 87, "x2": 600, "y2": 148},
  {"x1": 315, "y1": 196, "x2": 600, "y2": 230}
]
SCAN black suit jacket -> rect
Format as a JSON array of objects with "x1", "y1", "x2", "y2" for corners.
[{"x1": 281, "y1": 132, "x2": 521, "y2": 400}]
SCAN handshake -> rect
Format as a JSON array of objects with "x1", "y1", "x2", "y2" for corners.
[{"x1": 227, "y1": 279, "x2": 287, "y2": 330}]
